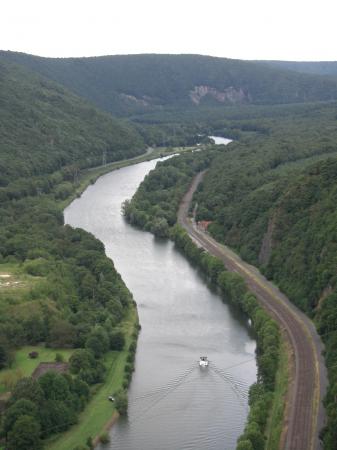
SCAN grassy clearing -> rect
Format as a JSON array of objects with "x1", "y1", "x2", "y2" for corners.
[
  {"x1": 47, "y1": 305, "x2": 138, "y2": 450},
  {"x1": 0, "y1": 263, "x2": 39, "y2": 292},
  {"x1": 265, "y1": 339, "x2": 289, "y2": 449},
  {"x1": 0, "y1": 346, "x2": 73, "y2": 394},
  {"x1": 0, "y1": 263, "x2": 47, "y2": 317}
]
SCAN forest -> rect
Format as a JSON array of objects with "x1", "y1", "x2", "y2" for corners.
[
  {"x1": 0, "y1": 59, "x2": 145, "y2": 190},
  {"x1": 0, "y1": 57, "x2": 143, "y2": 449},
  {"x1": 2, "y1": 52, "x2": 337, "y2": 116}
]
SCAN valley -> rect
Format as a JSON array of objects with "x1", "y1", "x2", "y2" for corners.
[{"x1": 1, "y1": 50, "x2": 337, "y2": 450}]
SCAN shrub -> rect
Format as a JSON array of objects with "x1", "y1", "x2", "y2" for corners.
[
  {"x1": 115, "y1": 390, "x2": 128, "y2": 415},
  {"x1": 99, "y1": 432, "x2": 110, "y2": 444},
  {"x1": 55, "y1": 353, "x2": 64, "y2": 362}
]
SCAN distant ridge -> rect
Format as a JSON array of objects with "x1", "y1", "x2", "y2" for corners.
[
  {"x1": 1, "y1": 51, "x2": 337, "y2": 116},
  {"x1": 257, "y1": 60, "x2": 337, "y2": 76}
]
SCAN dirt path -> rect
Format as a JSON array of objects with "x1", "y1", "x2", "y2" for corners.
[{"x1": 178, "y1": 172, "x2": 327, "y2": 450}]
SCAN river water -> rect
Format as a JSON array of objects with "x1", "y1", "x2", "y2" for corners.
[{"x1": 64, "y1": 158, "x2": 257, "y2": 450}]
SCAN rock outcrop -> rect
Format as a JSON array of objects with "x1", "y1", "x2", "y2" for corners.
[{"x1": 189, "y1": 85, "x2": 250, "y2": 105}]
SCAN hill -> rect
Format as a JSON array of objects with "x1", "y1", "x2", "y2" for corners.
[
  {"x1": 0, "y1": 58, "x2": 144, "y2": 189},
  {"x1": 259, "y1": 60, "x2": 337, "y2": 77},
  {"x1": 191, "y1": 104, "x2": 337, "y2": 449},
  {"x1": 2, "y1": 52, "x2": 337, "y2": 116},
  {"x1": 0, "y1": 58, "x2": 142, "y2": 448}
]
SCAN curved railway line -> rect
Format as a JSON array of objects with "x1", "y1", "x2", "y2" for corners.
[{"x1": 178, "y1": 172, "x2": 327, "y2": 450}]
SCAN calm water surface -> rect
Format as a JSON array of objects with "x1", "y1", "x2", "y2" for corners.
[{"x1": 64, "y1": 159, "x2": 256, "y2": 450}]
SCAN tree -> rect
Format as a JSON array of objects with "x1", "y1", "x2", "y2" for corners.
[
  {"x1": 0, "y1": 338, "x2": 12, "y2": 369},
  {"x1": 150, "y1": 217, "x2": 169, "y2": 238},
  {"x1": 85, "y1": 327, "x2": 109, "y2": 358},
  {"x1": 115, "y1": 390, "x2": 128, "y2": 416},
  {"x1": 9, "y1": 378, "x2": 44, "y2": 406},
  {"x1": 3, "y1": 399, "x2": 38, "y2": 436},
  {"x1": 55, "y1": 352, "x2": 64, "y2": 362},
  {"x1": 109, "y1": 330, "x2": 125, "y2": 351},
  {"x1": 237, "y1": 440, "x2": 254, "y2": 450},
  {"x1": 69, "y1": 349, "x2": 95, "y2": 374},
  {"x1": 47, "y1": 319, "x2": 76, "y2": 348},
  {"x1": 242, "y1": 422, "x2": 265, "y2": 450},
  {"x1": 7, "y1": 415, "x2": 42, "y2": 450},
  {"x1": 38, "y1": 371, "x2": 70, "y2": 402}
]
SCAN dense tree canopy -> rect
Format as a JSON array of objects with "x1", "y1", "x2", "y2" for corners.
[{"x1": 2, "y1": 52, "x2": 337, "y2": 116}]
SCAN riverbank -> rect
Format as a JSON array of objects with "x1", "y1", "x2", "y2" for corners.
[
  {"x1": 1, "y1": 147, "x2": 184, "y2": 449},
  {"x1": 178, "y1": 174, "x2": 324, "y2": 450},
  {"x1": 49, "y1": 146, "x2": 194, "y2": 449},
  {"x1": 47, "y1": 305, "x2": 138, "y2": 450},
  {"x1": 121, "y1": 151, "x2": 279, "y2": 449},
  {"x1": 59, "y1": 144, "x2": 198, "y2": 211}
]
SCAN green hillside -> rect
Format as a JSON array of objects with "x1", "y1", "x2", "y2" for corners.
[
  {"x1": 0, "y1": 58, "x2": 144, "y2": 189},
  {"x1": 2, "y1": 52, "x2": 337, "y2": 116},
  {"x1": 0, "y1": 58, "x2": 142, "y2": 448},
  {"x1": 191, "y1": 105, "x2": 337, "y2": 449},
  {"x1": 259, "y1": 60, "x2": 337, "y2": 77}
]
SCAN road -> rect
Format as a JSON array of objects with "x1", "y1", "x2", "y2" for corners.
[{"x1": 178, "y1": 172, "x2": 327, "y2": 450}]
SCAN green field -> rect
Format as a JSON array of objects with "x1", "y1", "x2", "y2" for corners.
[
  {"x1": 0, "y1": 346, "x2": 73, "y2": 394},
  {"x1": 47, "y1": 306, "x2": 138, "y2": 450}
]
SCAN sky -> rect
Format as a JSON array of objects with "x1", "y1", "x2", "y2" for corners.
[{"x1": 1, "y1": 0, "x2": 336, "y2": 61}]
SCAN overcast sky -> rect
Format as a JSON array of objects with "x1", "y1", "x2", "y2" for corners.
[{"x1": 1, "y1": 0, "x2": 336, "y2": 61}]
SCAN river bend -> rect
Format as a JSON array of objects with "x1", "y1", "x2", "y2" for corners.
[{"x1": 64, "y1": 158, "x2": 257, "y2": 450}]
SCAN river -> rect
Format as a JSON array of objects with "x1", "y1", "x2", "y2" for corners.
[{"x1": 64, "y1": 157, "x2": 257, "y2": 450}]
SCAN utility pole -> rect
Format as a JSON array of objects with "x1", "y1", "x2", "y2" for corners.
[{"x1": 102, "y1": 149, "x2": 107, "y2": 166}]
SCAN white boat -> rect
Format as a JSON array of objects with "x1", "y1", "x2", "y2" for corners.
[{"x1": 199, "y1": 356, "x2": 209, "y2": 367}]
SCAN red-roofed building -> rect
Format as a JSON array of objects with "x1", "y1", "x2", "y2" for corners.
[{"x1": 197, "y1": 220, "x2": 212, "y2": 231}]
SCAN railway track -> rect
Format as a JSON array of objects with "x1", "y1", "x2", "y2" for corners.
[{"x1": 178, "y1": 172, "x2": 327, "y2": 450}]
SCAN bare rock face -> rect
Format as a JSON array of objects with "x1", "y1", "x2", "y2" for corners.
[
  {"x1": 119, "y1": 93, "x2": 150, "y2": 107},
  {"x1": 189, "y1": 85, "x2": 250, "y2": 105},
  {"x1": 259, "y1": 214, "x2": 277, "y2": 265}
]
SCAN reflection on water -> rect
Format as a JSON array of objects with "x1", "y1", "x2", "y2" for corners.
[{"x1": 64, "y1": 159, "x2": 256, "y2": 450}]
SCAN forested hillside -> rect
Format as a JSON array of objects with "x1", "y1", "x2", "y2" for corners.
[
  {"x1": 193, "y1": 103, "x2": 337, "y2": 309},
  {"x1": 2, "y1": 52, "x2": 337, "y2": 116},
  {"x1": 0, "y1": 58, "x2": 144, "y2": 190},
  {"x1": 0, "y1": 58, "x2": 141, "y2": 448},
  {"x1": 191, "y1": 105, "x2": 337, "y2": 449},
  {"x1": 259, "y1": 60, "x2": 337, "y2": 77}
]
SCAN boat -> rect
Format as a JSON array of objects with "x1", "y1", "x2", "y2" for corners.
[{"x1": 199, "y1": 356, "x2": 209, "y2": 367}]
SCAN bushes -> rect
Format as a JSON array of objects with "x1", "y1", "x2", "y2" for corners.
[
  {"x1": 69, "y1": 349, "x2": 106, "y2": 386},
  {"x1": 7, "y1": 414, "x2": 42, "y2": 450},
  {"x1": 110, "y1": 331, "x2": 125, "y2": 351},
  {"x1": 115, "y1": 390, "x2": 128, "y2": 416},
  {"x1": 121, "y1": 324, "x2": 139, "y2": 390},
  {"x1": 1, "y1": 372, "x2": 90, "y2": 446},
  {"x1": 99, "y1": 432, "x2": 110, "y2": 444},
  {"x1": 123, "y1": 151, "x2": 214, "y2": 233}
]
